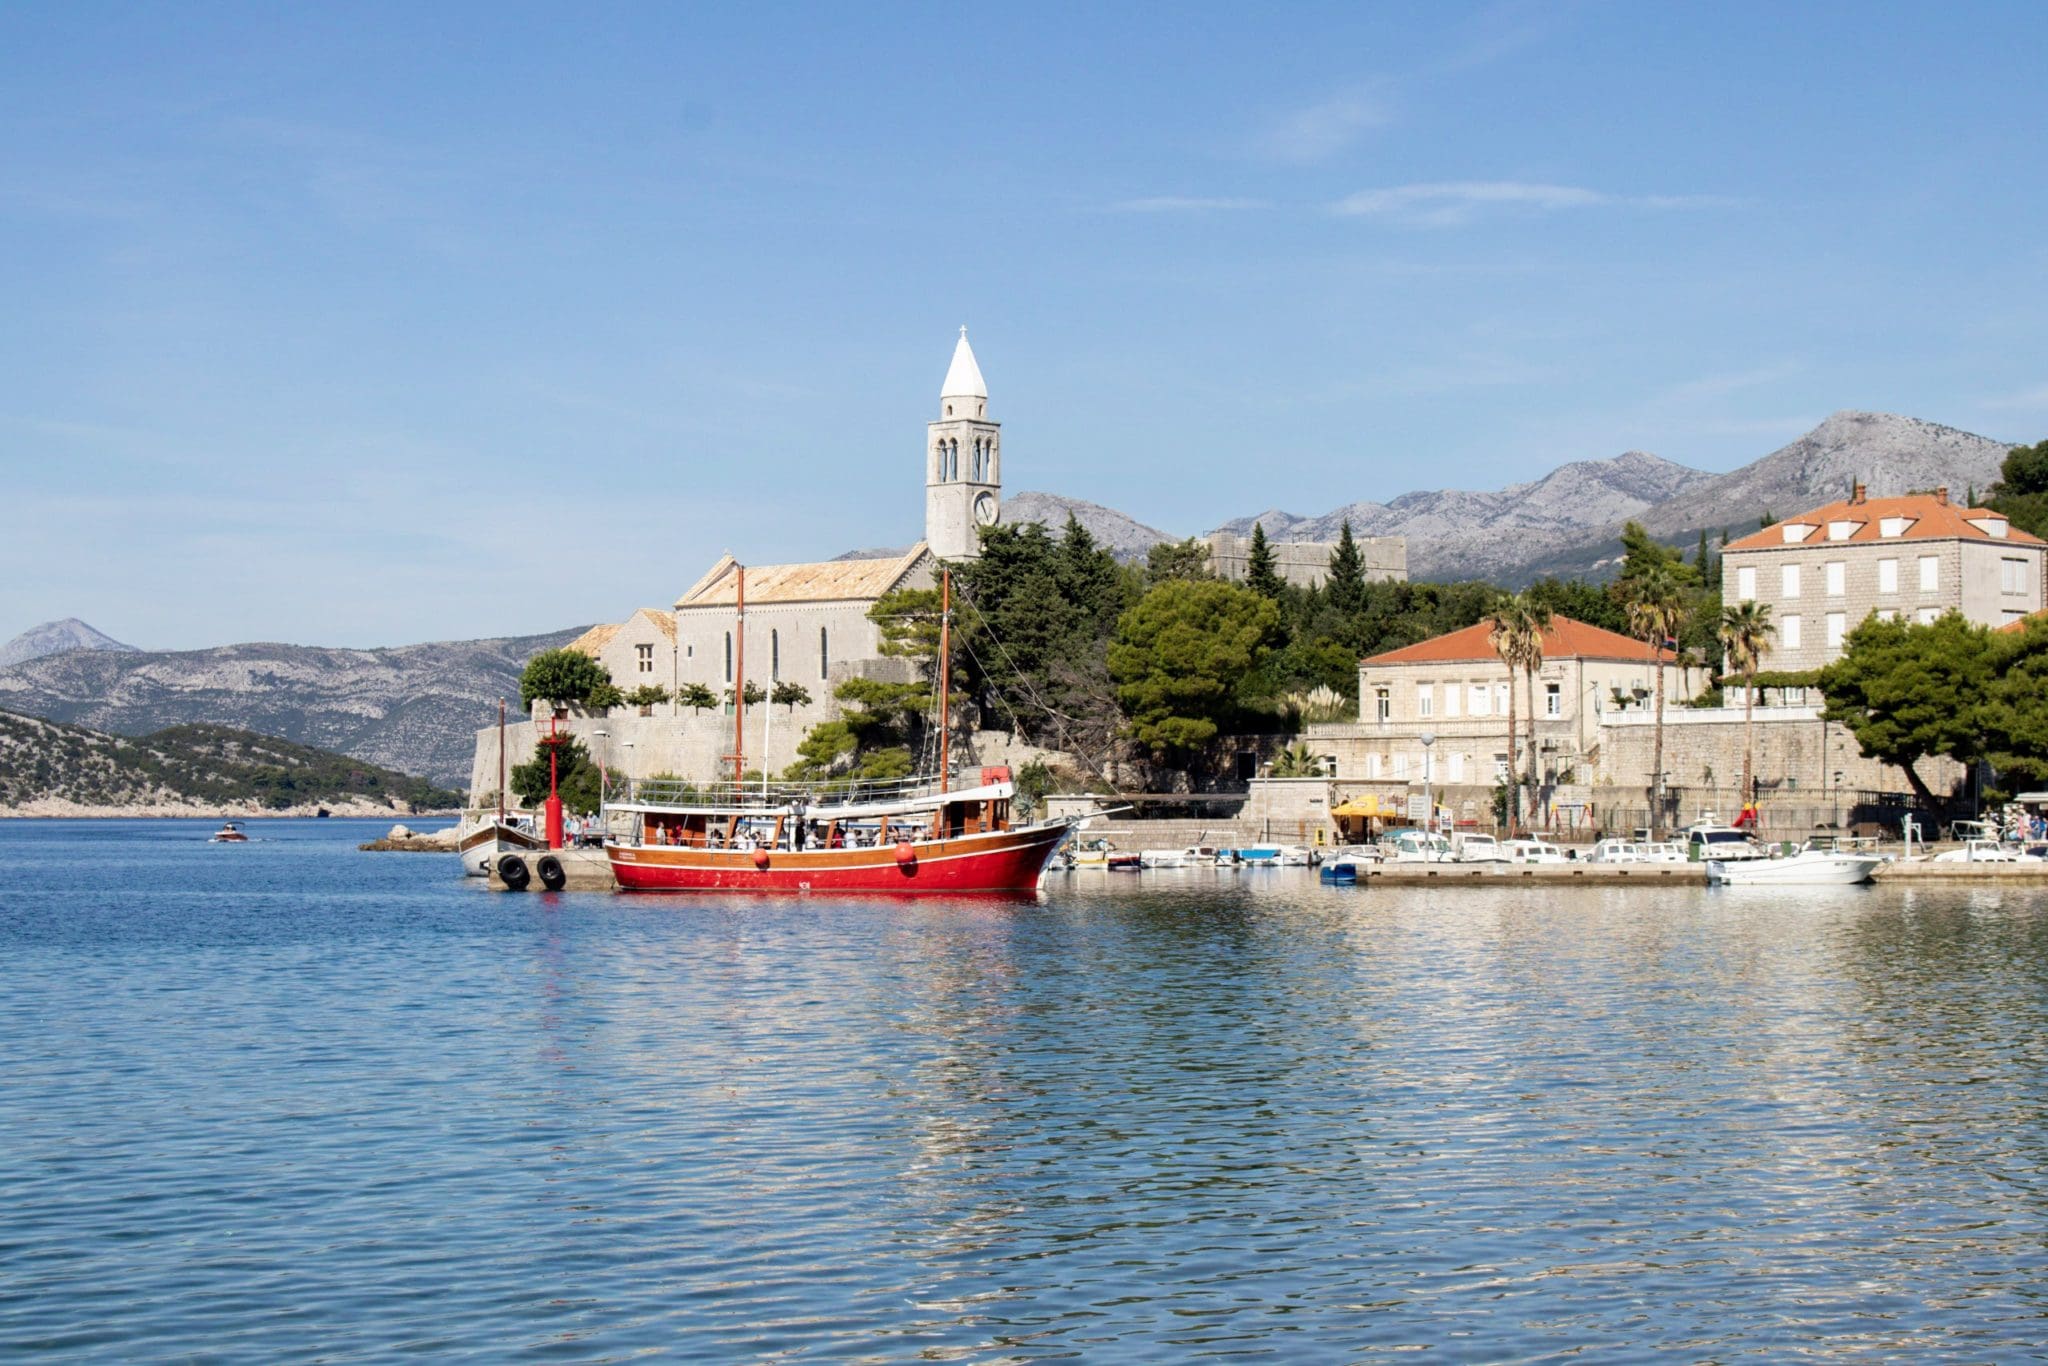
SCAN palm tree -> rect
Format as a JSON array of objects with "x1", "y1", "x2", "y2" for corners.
[
  {"x1": 1625, "y1": 563, "x2": 1687, "y2": 837},
  {"x1": 1718, "y1": 600, "x2": 1775, "y2": 814},
  {"x1": 1270, "y1": 742, "x2": 1325, "y2": 778},
  {"x1": 1487, "y1": 597, "x2": 1533, "y2": 829},
  {"x1": 1518, "y1": 594, "x2": 1553, "y2": 805}
]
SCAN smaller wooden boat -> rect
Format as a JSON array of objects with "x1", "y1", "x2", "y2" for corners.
[
  {"x1": 459, "y1": 819, "x2": 546, "y2": 877},
  {"x1": 210, "y1": 821, "x2": 249, "y2": 843}
]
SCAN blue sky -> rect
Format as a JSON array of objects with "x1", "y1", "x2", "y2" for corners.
[{"x1": 4, "y1": 2, "x2": 2046, "y2": 649}]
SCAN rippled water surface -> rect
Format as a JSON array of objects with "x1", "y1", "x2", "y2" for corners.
[{"x1": 4, "y1": 819, "x2": 2048, "y2": 1360}]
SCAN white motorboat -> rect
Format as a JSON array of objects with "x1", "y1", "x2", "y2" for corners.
[
  {"x1": 1502, "y1": 838, "x2": 1567, "y2": 865},
  {"x1": 1140, "y1": 848, "x2": 1189, "y2": 868},
  {"x1": 1453, "y1": 833, "x2": 1508, "y2": 863},
  {"x1": 1277, "y1": 845, "x2": 1320, "y2": 866},
  {"x1": 1382, "y1": 829, "x2": 1453, "y2": 863},
  {"x1": 1932, "y1": 838, "x2": 2037, "y2": 863},
  {"x1": 1683, "y1": 817, "x2": 1770, "y2": 862},
  {"x1": 1707, "y1": 848, "x2": 1881, "y2": 885}
]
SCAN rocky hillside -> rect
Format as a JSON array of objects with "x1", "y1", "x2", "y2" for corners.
[
  {"x1": 1636, "y1": 411, "x2": 2013, "y2": 537},
  {"x1": 0, "y1": 618, "x2": 135, "y2": 669},
  {"x1": 1000, "y1": 491, "x2": 1178, "y2": 561},
  {"x1": 0, "y1": 710, "x2": 463, "y2": 816},
  {"x1": 0, "y1": 627, "x2": 584, "y2": 787},
  {"x1": 1217, "y1": 450, "x2": 1712, "y2": 581}
]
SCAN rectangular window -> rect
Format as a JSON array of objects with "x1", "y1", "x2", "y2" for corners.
[
  {"x1": 1374, "y1": 687, "x2": 1391, "y2": 722},
  {"x1": 2003, "y1": 609, "x2": 2026, "y2": 625},
  {"x1": 1877, "y1": 558, "x2": 1897, "y2": 594},
  {"x1": 1919, "y1": 556, "x2": 1938, "y2": 592},
  {"x1": 1449, "y1": 752, "x2": 1465, "y2": 783},
  {"x1": 1545, "y1": 682, "x2": 1561, "y2": 717},
  {"x1": 724, "y1": 632, "x2": 733, "y2": 682},
  {"x1": 1736, "y1": 565, "x2": 1756, "y2": 601},
  {"x1": 2001, "y1": 556, "x2": 2030, "y2": 595},
  {"x1": 1782, "y1": 563, "x2": 1801, "y2": 598},
  {"x1": 636, "y1": 643, "x2": 654, "y2": 673},
  {"x1": 1880, "y1": 516, "x2": 1911, "y2": 538},
  {"x1": 1826, "y1": 612, "x2": 1846, "y2": 650},
  {"x1": 1416, "y1": 684, "x2": 1433, "y2": 718},
  {"x1": 1492, "y1": 752, "x2": 1509, "y2": 781},
  {"x1": 1877, "y1": 608, "x2": 1899, "y2": 622},
  {"x1": 1393, "y1": 753, "x2": 1408, "y2": 779},
  {"x1": 1825, "y1": 561, "x2": 1846, "y2": 596},
  {"x1": 819, "y1": 627, "x2": 829, "y2": 680},
  {"x1": 1782, "y1": 614, "x2": 1802, "y2": 649},
  {"x1": 1367, "y1": 753, "x2": 1382, "y2": 779},
  {"x1": 1494, "y1": 682, "x2": 1510, "y2": 716},
  {"x1": 1445, "y1": 686, "x2": 1461, "y2": 718},
  {"x1": 1917, "y1": 607, "x2": 1939, "y2": 625},
  {"x1": 1468, "y1": 684, "x2": 1490, "y2": 717}
]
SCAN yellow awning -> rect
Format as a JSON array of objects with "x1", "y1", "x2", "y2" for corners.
[{"x1": 1332, "y1": 797, "x2": 1381, "y2": 818}]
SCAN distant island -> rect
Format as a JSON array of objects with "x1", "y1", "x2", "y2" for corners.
[{"x1": 0, "y1": 709, "x2": 463, "y2": 817}]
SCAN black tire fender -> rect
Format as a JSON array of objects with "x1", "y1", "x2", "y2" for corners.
[
  {"x1": 536, "y1": 854, "x2": 567, "y2": 891},
  {"x1": 498, "y1": 854, "x2": 532, "y2": 891}
]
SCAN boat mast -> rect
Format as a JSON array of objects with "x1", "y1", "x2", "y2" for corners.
[
  {"x1": 939, "y1": 567, "x2": 950, "y2": 794},
  {"x1": 729, "y1": 564, "x2": 747, "y2": 787},
  {"x1": 497, "y1": 698, "x2": 506, "y2": 823}
]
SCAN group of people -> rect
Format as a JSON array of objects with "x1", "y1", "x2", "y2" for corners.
[{"x1": 639, "y1": 819, "x2": 930, "y2": 851}]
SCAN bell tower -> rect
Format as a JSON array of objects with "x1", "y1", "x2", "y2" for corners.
[{"x1": 925, "y1": 327, "x2": 1000, "y2": 560}]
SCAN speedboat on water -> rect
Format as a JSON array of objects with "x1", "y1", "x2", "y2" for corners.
[
  {"x1": 1277, "y1": 844, "x2": 1320, "y2": 866},
  {"x1": 1140, "y1": 848, "x2": 1189, "y2": 868},
  {"x1": 1706, "y1": 847, "x2": 1881, "y2": 885},
  {"x1": 209, "y1": 821, "x2": 248, "y2": 843}
]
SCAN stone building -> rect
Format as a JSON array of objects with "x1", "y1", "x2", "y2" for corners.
[
  {"x1": 471, "y1": 331, "x2": 1001, "y2": 796},
  {"x1": 1310, "y1": 616, "x2": 1697, "y2": 796},
  {"x1": 1205, "y1": 529, "x2": 1406, "y2": 589},
  {"x1": 1721, "y1": 484, "x2": 2045, "y2": 672}
]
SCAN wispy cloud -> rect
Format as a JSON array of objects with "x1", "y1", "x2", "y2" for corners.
[
  {"x1": 1108, "y1": 196, "x2": 1270, "y2": 214},
  {"x1": 1333, "y1": 180, "x2": 1733, "y2": 227},
  {"x1": 1258, "y1": 89, "x2": 1392, "y2": 164}
]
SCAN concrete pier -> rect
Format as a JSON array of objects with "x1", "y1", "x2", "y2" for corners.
[{"x1": 487, "y1": 846, "x2": 616, "y2": 892}]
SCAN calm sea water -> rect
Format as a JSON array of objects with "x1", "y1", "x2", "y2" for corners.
[{"x1": 2, "y1": 819, "x2": 2046, "y2": 1361}]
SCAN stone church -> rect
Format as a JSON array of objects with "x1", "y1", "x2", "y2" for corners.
[{"x1": 471, "y1": 331, "x2": 1006, "y2": 795}]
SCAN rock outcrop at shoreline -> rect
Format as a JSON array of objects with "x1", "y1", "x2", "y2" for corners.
[{"x1": 0, "y1": 708, "x2": 464, "y2": 816}]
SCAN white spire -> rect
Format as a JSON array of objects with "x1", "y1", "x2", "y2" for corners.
[{"x1": 940, "y1": 325, "x2": 987, "y2": 400}]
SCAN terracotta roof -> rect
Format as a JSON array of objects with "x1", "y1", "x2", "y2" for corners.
[
  {"x1": 1724, "y1": 491, "x2": 2042, "y2": 552},
  {"x1": 1362, "y1": 615, "x2": 1665, "y2": 667},
  {"x1": 1999, "y1": 608, "x2": 2048, "y2": 635},
  {"x1": 677, "y1": 543, "x2": 931, "y2": 609},
  {"x1": 626, "y1": 607, "x2": 677, "y2": 643},
  {"x1": 565, "y1": 622, "x2": 621, "y2": 657}
]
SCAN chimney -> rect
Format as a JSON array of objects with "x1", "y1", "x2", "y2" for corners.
[
  {"x1": 1934, "y1": 486, "x2": 1949, "y2": 506},
  {"x1": 1850, "y1": 480, "x2": 1866, "y2": 505}
]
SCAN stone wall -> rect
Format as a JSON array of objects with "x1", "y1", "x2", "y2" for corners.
[
  {"x1": 1592, "y1": 705, "x2": 1961, "y2": 803},
  {"x1": 1206, "y1": 532, "x2": 1407, "y2": 589}
]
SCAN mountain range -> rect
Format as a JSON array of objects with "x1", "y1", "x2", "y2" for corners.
[
  {"x1": 0, "y1": 617, "x2": 135, "y2": 669},
  {"x1": 1006, "y1": 411, "x2": 2016, "y2": 582},
  {"x1": 0, "y1": 628, "x2": 584, "y2": 787}
]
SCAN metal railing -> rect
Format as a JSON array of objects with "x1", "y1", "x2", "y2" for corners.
[{"x1": 616, "y1": 770, "x2": 967, "y2": 811}]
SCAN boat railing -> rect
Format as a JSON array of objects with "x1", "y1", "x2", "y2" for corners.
[{"x1": 617, "y1": 771, "x2": 965, "y2": 811}]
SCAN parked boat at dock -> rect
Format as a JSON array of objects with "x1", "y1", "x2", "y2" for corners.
[{"x1": 1707, "y1": 847, "x2": 1881, "y2": 885}]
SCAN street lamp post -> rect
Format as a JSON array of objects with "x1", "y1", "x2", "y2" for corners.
[
  {"x1": 1420, "y1": 732, "x2": 1436, "y2": 847},
  {"x1": 1832, "y1": 769, "x2": 1843, "y2": 830}
]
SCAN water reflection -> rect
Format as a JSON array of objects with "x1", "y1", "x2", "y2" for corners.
[{"x1": 3, "y1": 826, "x2": 2048, "y2": 1358}]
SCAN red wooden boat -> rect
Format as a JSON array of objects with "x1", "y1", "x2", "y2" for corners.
[
  {"x1": 603, "y1": 566, "x2": 1076, "y2": 895},
  {"x1": 607, "y1": 776, "x2": 1074, "y2": 894}
]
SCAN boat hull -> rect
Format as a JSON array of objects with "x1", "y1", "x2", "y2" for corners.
[
  {"x1": 1706, "y1": 853, "x2": 1880, "y2": 886},
  {"x1": 608, "y1": 821, "x2": 1072, "y2": 895},
  {"x1": 459, "y1": 823, "x2": 546, "y2": 878}
]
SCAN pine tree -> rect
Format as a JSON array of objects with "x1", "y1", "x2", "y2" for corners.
[
  {"x1": 1326, "y1": 519, "x2": 1365, "y2": 616},
  {"x1": 1246, "y1": 523, "x2": 1283, "y2": 599}
]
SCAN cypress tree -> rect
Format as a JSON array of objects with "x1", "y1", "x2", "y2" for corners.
[
  {"x1": 1327, "y1": 519, "x2": 1365, "y2": 615},
  {"x1": 1246, "y1": 523, "x2": 1283, "y2": 599}
]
